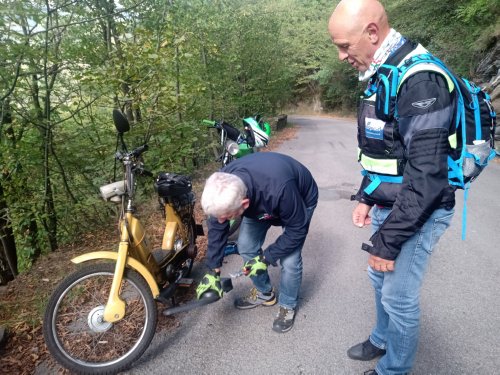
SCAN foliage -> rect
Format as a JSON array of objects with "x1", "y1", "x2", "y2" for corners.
[
  {"x1": 316, "y1": 0, "x2": 498, "y2": 111},
  {"x1": 0, "y1": 0, "x2": 495, "y2": 275},
  {"x1": 455, "y1": 0, "x2": 498, "y2": 25}
]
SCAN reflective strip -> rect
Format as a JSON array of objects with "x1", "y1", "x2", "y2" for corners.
[
  {"x1": 398, "y1": 63, "x2": 454, "y2": 92},
  {"x1": 359, "y1": 153, "x2": 399, "y2": 175},
  {"x1": 363, "y1": 93, "x2": 376, "y2": 102},
  {"x1": 449, "y1": 133, "x2": 457, "y2": 149}
]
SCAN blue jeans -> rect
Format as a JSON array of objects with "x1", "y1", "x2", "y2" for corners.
[
  {"x1": 237, "y1": 206, "x2": 315, "y2": 310},
  {"x1": 368, "y1": 206, "x2": 454, "y2": 375}
]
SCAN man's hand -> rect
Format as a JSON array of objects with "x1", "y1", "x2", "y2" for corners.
[
  {"x1": 243, "y1": 255, "x2": 268, "y2": 277},
  {"x1": 352, "y1": 202, "x2": 372, "y2": 228},
  {"x1": 196, "y1": 270, "x2": 222, "y2": 299},
  {"x1": 368, "y1": 255, "x2": 395, "y2": 272}
]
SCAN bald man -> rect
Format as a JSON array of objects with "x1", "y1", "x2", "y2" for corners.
[{"x1": 329, "y1": 1, "x2": 456, "y2": 374}]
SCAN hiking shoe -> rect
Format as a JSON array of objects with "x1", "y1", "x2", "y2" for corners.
[
  {"x1": 272, "y1": 306, "x2": 296, "y2": 333},
  {"x1": 234, "y1": 287, "x2": 276, "y2": 309}
]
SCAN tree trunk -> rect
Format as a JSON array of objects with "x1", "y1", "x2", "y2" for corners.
[
  {"x1": 0, "y1": 100, "x2": 18, "y2": 284},
  {"x1": 0, "y1": 182, "x2": 17, "y2": 285},
  {"x1": 40, "y1": 119, "x2": 58, "y2": 253}
]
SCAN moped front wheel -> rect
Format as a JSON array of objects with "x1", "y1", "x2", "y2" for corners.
[{"x1": 43, "y1": 263, "x2": 157, "y2": 375}]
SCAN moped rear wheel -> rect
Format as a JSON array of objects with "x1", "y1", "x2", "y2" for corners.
[
  {"x1": 183, "y1": 217, "x2": 197, "y2": 277},
  {"x1": 43, "y1": 263, "x2": 157, "y2": 374}
]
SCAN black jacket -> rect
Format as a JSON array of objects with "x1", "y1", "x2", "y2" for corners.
[
  {"x1": 356, "y1": 41, "x2": 456, "y2": 260},
  {"x1": 205, "y1": 152, "x2": 318, "y2": 270}
]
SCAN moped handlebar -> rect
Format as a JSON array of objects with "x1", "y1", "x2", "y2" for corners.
[
  {"x1": 115, "y1": 144, "x2": 149, "y2": 161},
  {"x1": 204, "y1": 119, "x2": 243, "y2": 143},
  {"x1": 131, "y1": 144, "x2": 149, "y2": 158},
  {"x1": 202, "y1": 119, "x2": 216, "y2": 126},
  {"x1": 134, "y1": 165, "x2": 154, "y2": 178}
]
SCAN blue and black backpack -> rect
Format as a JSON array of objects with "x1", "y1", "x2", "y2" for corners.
[{"x1": 371, "y1": 44, "x2": 497, "y2": 238}]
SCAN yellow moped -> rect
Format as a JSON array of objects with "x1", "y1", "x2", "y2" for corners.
[{"x1": 43, "y1": 110, "x2": 207, "y2": 374}]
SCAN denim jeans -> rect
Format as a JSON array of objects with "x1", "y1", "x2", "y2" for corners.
[
  {"x1": 237, "y1": 206, "x2": 315, "y2": 310},
  {"x1": 367, "y1": 206, "x2": 454, "y2": 375}
]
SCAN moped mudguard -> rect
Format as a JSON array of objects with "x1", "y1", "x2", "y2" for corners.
[
  {"x1": 236, "y1": 143, "x2": 254, "y2": 158},
  {"x1": 72, "y1": 251, "x2": 160, "y2": 298}
]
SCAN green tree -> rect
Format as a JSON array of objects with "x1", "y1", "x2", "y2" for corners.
[{"x1": 0, "y1": 0, "x2": 496, "y2": 279}]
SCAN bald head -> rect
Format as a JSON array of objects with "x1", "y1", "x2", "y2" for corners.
[
  {"x1": 328, "y1": 0, "x2": 390, "y2": 72},
  {"x1": 330, "y1": 0, "x2": 388, "y2": 34}
]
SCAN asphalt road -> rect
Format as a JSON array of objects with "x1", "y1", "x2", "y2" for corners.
[{"x1": 124, "y1": 115, "x2": 500, "y2": 374}]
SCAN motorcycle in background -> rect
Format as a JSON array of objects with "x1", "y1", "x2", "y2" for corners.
[{"x1": 203, "y1": 116, "x2": 271, "y2": 167}]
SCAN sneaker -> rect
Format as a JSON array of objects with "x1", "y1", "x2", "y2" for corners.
[
  {"x1": 234, "y1": 287, "x2": 276, "y2": 310},
  {"x1": 272, "y1": 306, "x2": 296, "y2": 333}
]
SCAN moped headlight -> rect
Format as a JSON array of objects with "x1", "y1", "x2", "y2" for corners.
[
  {"x1": 226, "y1": 141, "x2": 239, "y2": 156},
  {"x1": 99, "y1": 180, "x2": 126, "y2": 201}
]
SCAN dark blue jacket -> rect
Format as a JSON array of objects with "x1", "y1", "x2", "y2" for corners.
[{"x1": 205, "y1": 152, "x2": 318, "y2": 269}]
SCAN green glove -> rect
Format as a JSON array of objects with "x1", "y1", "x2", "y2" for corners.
[
  {"x1": 196, "y1": 270, "x2": 222, "y2": 299},
  {"x1": 243, "y1": 254, "x2": 268, "y2": 277}
]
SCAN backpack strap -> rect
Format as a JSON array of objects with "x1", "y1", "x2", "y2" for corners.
[
  {"x1": 361, "y1": 171, "x2": 403, "y2": 195},
  {"x1": 385, "y1": 39, "x2": 419, "y2": 66},
  {"x1": 397, "y1": 56, "x2": 455, "y2": 93}
]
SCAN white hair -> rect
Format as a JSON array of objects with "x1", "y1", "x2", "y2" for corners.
[{"x1": 201, "y1": 172, "x2": 247, "y2": 217}]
